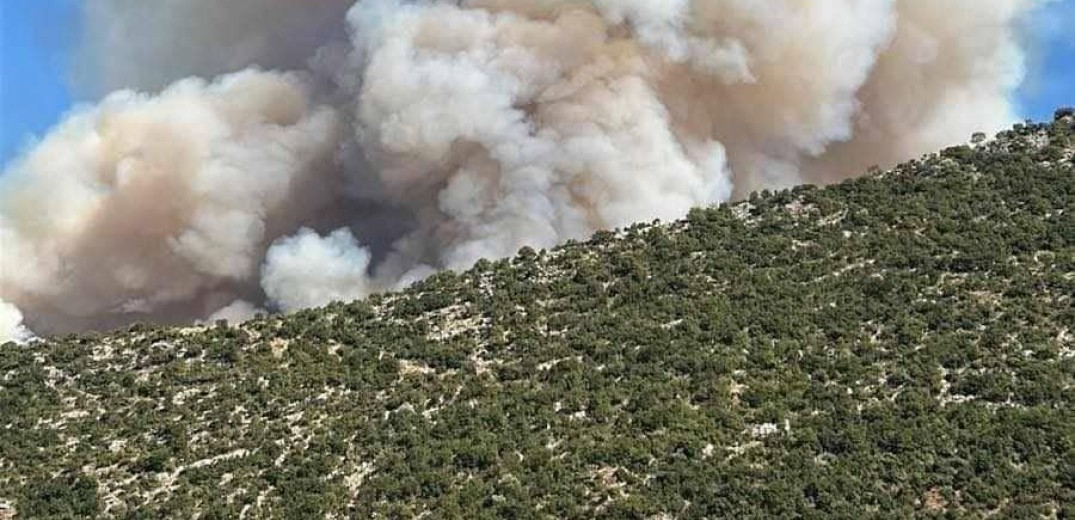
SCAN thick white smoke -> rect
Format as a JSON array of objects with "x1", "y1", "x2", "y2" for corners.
[
  {"x1": 261, "y1": 228, "x2": 373, "y2": 312},
  {"x1": 0, "y1": 71, "x2": 339, "y2": 332},
  {"x1": 0, "y1": 300, "x2": 33, "y2": 344},
  {"x1": 0, "y1": 0, "x2": 1043, "y2": 334},
  {"x1": 348, "y1": 0, "x2": 735, "y2": 281}
]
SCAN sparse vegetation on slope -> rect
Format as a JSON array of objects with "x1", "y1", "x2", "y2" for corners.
[{"x1": 1, "y1": 113, "x2": 1073, "y2": 519}]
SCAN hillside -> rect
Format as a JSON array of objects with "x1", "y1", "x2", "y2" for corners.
[{"x1": 1, "y1": 112, "x2": 1073, "y2": 519}]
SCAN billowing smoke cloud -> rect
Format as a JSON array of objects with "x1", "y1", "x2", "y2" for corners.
[
  {"x1": 261, "y1": 228, "x2": 373, "y2": 312},
  {"x1": 0, "y1": 0, "x2": 1042, "y2": 335},
  {"x1": 0, "y1": 300, "x2": 33, "y2": 344},
  {"x1": 1, "y1": 71, "x2": 339, "y2": 332}
]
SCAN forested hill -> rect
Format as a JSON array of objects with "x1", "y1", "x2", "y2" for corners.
[{"x1": 2, "y1": 111, "x2": 1073, "y2": 519}]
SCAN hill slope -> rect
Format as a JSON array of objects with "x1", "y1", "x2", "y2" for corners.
[{"x1": 2, "y1": 113, "x2": 1073, "y2": 519}]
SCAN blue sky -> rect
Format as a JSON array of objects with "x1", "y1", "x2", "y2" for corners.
[
  {"x1": 1017, "y1": 0, "x2": 1075, "y2": 122},
  {"x1": 1, "y1": 1, "x2": 1072, "y2": 166},
  {"x1": 1, "y1": 0, "x2": 79, "y2": 163}
]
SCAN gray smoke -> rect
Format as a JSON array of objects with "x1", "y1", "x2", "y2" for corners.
[
  {"x1": 74, "y1": 0, "x2": 355, "y2": 96},
  {"x1": 0, "y1": 0, "x2": 1042, "y2": 341}
]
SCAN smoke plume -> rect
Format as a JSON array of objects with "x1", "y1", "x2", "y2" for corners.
[
  {"x1": 0, "y1": 0, "x2": 1041, "y2": 336},
  {"x1": 262, "y1": 228, "x2": 374, "y2": 312},
  {"x1": 0, "y1": 300, "x2": 32, "y2": 344}
]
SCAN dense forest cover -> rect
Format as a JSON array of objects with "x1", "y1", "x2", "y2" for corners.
[{"x1": 1, "y1": 112, "x2": 1073, "y2": 519}]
